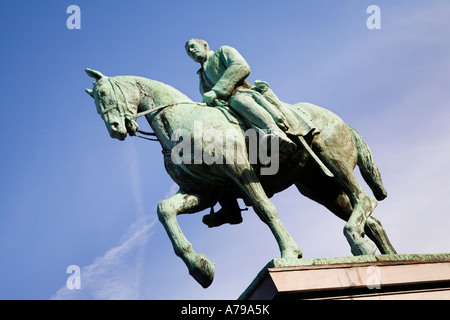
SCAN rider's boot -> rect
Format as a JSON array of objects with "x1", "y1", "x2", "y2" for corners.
[{"x1": 202, "y1": 197, "x2": 244, "y2": 228}]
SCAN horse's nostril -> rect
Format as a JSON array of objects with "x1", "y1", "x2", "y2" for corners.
[{"x1": 111, "y1": 122, "x2": 119, "y2": 130}]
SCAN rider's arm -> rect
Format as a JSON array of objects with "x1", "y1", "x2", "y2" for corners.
[{"x1": 211, "y1": 46, "x2": 250, "y2": 99}]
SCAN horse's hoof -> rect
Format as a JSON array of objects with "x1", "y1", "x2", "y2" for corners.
[
  {"x1": 189, "y1": 254, "x2": 215, "y2": 288},
  {"x1": 351, "y1": 238, "x2": 377, "y2": 256},
  {"x1": 281, "y1": 244, "x2": 303, "y2": 259}
]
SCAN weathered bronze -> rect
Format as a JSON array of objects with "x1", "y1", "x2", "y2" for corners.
[{"x1": 85, "y1": 43, "x2": 395, "y2": 288}]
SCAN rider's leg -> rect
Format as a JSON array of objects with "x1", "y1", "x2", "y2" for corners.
[
  {"x1": 250, "y1": 92, "x2": 289, "y2": 131},
  {"x1": 253, "y1": 83, "x2": 317, "y2": 137},
  {"x1": 202, "y1": 195, "x2": 243, "y2": 228},
  {"x1": 229, "y1": 92, "x2": 297, "y2": 155}
]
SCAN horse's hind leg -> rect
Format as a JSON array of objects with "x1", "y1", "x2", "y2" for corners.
[
  {"x1": 330, "y1": 190, "x2": 397, "y2": 255},
  {"x1": 312, "y1": 155, "x2": 378, "y2": 256},
  {"x1": 295, "y1": 180, "x2": 396, "y2": 255},
  {"x1": 365, "y1": 216, "x2": 397, "y2": 254},
  {"x1": 157, "y1": 187, "x2": 215, "y2": 288},
  {"x1": 341, "y1": 176, "x2": 397, "y2": 255},
  {"x1": 339, "y1": 175, "x2": 378, "y2": 256}
]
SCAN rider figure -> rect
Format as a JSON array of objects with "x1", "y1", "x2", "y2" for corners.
[
  {"x1": 185, "y1": 38, "x2": 298, "y2": 155},
  {"x1": 185, "y1": 38, "x2": 310, "y2": 227}
]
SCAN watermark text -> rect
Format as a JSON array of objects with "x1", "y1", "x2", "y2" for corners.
[
  {"x1": 66, "y1": 5, "x2": 81, "y2": 30},
  {"x1": 367, "y1": 5, "x2": 381, "y2": 30},
  {"x1": 66, "y1": 265, "x2": 81, "y2": 290},
  {"x1": 170, "y1": 122, "x2": 280, "y2": 176}
]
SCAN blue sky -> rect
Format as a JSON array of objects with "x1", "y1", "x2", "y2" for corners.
[{"x1": 0, "y1": 1, "x2": 449, "y2": 299}]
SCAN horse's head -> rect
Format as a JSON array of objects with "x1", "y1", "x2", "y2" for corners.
[{"x1": 85, "y1": 68, "x2": 140, "y2": 141}]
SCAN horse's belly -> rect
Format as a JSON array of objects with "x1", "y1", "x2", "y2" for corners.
[{"x1": 163, "y1": 155, "x2": 231, "y2": 187}]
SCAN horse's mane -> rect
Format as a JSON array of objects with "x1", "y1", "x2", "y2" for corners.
[{"x1": 113, "y1": 75, "x2": 193, "y2": 104}]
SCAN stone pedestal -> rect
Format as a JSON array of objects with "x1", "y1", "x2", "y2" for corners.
[{"x1": 239, "y1": 253, "x2": 450, "y2": 300}]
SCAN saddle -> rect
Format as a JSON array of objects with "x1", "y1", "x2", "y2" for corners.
[{"x1": 221, "y1": 81, "x2": 333, "y2": 178}]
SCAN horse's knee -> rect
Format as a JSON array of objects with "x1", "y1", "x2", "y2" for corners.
[
  {"x1": 157, "y1": 192, "x2": 200, "y2": 220},
  {"x1": 354, "y1": 191, "x2": 377, "y2": 211},
  {"x1": 157, "y1": 199, "x2": 176, "y2": 223}
]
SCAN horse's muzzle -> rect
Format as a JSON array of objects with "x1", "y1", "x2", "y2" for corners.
[{"x1": 110, "y1": 130, "x2": 127, "y2": 141}]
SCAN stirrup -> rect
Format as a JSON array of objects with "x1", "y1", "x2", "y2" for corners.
[{"x1": 303, "y1": 128, "x2": 320, "y2": 142}]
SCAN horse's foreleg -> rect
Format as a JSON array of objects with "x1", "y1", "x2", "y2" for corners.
[
  {"x1": 157, "y1": 189, "x2": 215, "y2": 288},
  {"x1": 230, "y1": 166, "x2": 302, "y2": 259}
]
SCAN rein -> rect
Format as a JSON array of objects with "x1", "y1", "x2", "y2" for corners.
[
  {"x1": 106, "y1": 78, "x2": 205, "y2": 143},
  {"x1": 133, "y1": 102, "x2": 204, "y2": 142}
]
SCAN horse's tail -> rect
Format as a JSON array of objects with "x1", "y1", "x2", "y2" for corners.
[{"x1": 348, "y1": 125, "x2": 387, "y2": 200}]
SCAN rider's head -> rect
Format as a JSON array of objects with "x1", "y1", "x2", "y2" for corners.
[{"x1": 185, "y1": 38, "x2": 210, "y2": 63}]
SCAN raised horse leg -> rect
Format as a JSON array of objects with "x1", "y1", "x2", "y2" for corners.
[{"x1": 157, "y1": 187, "x2": 215, "y2": 288}]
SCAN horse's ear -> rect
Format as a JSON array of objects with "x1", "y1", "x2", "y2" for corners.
[
  {"x1": 85, "y1": 88, "x2": 94, "y2": 98},
  {"x1": 85, "y1": 68, "x2": 105, "y2": 80}
]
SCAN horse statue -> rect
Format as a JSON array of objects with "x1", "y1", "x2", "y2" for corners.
[{"x1": 85, "y1": 68, "x2": 396, "y2": 288}]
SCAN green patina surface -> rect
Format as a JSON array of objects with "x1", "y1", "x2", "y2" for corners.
[
  {"x1": 270, "y1": 252, "x2": 450, "y2": 268},
  {"x1": 85, "y1": 39, "x2": 431, "y2": 290}
]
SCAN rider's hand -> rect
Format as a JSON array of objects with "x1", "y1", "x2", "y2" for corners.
[{"x1": 202, "y1": 91, "x2": 218, "y2": 104}]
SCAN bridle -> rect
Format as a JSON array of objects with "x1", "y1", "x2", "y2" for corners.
[
  {"x1": 100, "y1": 78, "x2": 184, "y2": 142},
  {"x1": 100, "y1": 77, "x2": 206, "y2": 143}
]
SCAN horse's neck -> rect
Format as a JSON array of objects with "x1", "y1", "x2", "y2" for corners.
[
  {"x1": 138, "y1": 77, "x2": 192, "y2": 108},
  {"x1": 136, "y1": 77, "x2": 193, "y2": 149}
]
